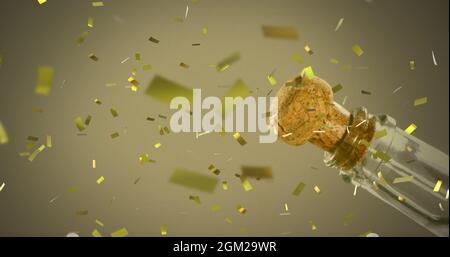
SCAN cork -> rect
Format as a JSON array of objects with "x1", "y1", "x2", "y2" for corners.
[{"x1": 275, "y1": 74, "x2": 350, "y2": 152}]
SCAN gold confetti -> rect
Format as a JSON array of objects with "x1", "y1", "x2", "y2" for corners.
[
  {"x1": 110, "y1": 132, "x2": 119, "y2": 139},
  {"x1": 94, "y1": 98, "x2": 102, "y2": 104},
  {"x1": 292, "y1": 53, "x2": 304, "y2": 64},
  {"x1": 414, "y1": 97, "x2": 427, "y2": 106},
  {"x1": 37, "y1": 0, "x2": 47, "y2": 4},
  {"x1": 409, "y1": 60, "x2": 416, "y2": 70},
  {"x1": 74, "y1": 117, "x2": 86, "y2": 131},
  {"x1": 267, "y1": 73, "x2": 277, "y2": 86},
  {"x1": 87, "y1": 17, "x2": 94, "y2": 28},
  {"x1": 304, "y1": 45, "x2": 313, "y2": 55},
  {"x1": 35, "y1": 66, "x2": 54, "y2": 96},
  {"x1": 313, "y1": 185, "x2": 321, "y2": 194},
  {"x1": 201, "y1": 27, "x2": 208, "y2": 35},
  {"x1": 240, "y1": 176, "x2": 253, "y2": 192},
  {"x1": 27, "y1": 136, "x2": 39, "y2": 142},
  {"x1": 233, "y1": 133, "x2": 247, "y2": 146},
  {"x1": 208, "y1": 164, "x2": 221, "y2": 175},
  {"x1": 189, "y1": 195, "x2": 201, "y2": 204},
  {"x1": 88, "y1": 53, "x2": 99, "y2": 61},
  {"x1": 361, "y1": 90, "x2": 371, "y2": 95},
  {"x1": 332, "y1": 84, "x2": 343, "y2": 94},
  {"x1": 216, "y1": 52, "x2": 240, "y2": 72},
  {"x1": 92, "y1": 1, "x2": 104, "y2": 7},
  {"x1": 335, "y1": 18, "x2": 344, "y2": 31},
  {"x1": 96, "y1": 176, "x2": 105, "y2": 184},
  {"x1": 310, "y1": 221, "x2": 317, "y2": 231},
  {"x1": 330, "y1": 58, "x2": 339, "y2": 64},
  {"x1": 432, "y1": 51, "x2": 438, "y2": 66},
  {"x1": 393, "y1": 176, "x2": 414, "y2": 184},
  {"x1": 146, "y1": 75, "x2": 193, "y2": 104},
  {"x1": 91, "y1": 229, "x2": 102, "y2": 237},
  {"x1": 110, "y1": 228, "x2": 129, "y2": 237},
  {"x1": 0, "y1": 182, "x2": 5, "y2": 192},
  {"x1": 28, "y1": 144, "x2": 46, "y2": 162},
  {"x1": 169, "y1": 168, "x2": 219, "y2": 193},
  {"x1": 110, "y1": 108, "x2": 118, "y2": 118},
  {"x1": 160, "y1": 224, "x2": 167, "y2": 236},
  {"x1": 225, "y1": 217, "x2": 233, "y2": 224},
  {"x1": 76, "y1": 209, "x2": 89, "y2": 216},
  {"x1": 373, "y1": 149, "x2": 391, "y2": 162},
  {"x1": 211, "y1": 204, "x2": 221, "y2": 212},
  {"x1": 179, "y1": 62, "x2": 190, "y2": 69},
  {"x1": 154, "y1": 142, "x2": 161, "y2": 149},
  {"x1": 439, "y1": 203, "x2": 444, "y2": 212},
  {"x1": 433, "y1": 180, "x2": 442, "y2": 192},
  {"x1": 135, "y1": 53, "x2": 141, "y2": 61},
  {"x1": 0, "y1": 121, "x2": 9, "y2": 145},
  {"x1": 84, "y1": 115, "x2": 92, "y2": 125},
  {"x1": 222, "y1": 181, "x2": 229, "y2": 190},
  {"x1": 446, "y1": 190, "x2": 449, "y2": 200},
  {"x1": 404, "y1": 123, "x2": 417, "y2": 135},
  {"x1": 46, "y1": 135, "x2": 52, "y2": 148},
  {"x1": 237, "y1": 205, "x2": 247, "y2": 214},
  {"x1": 143, "y1": 64, "x2": 152, "y2": 71},
  {"x1": 241, "y1": 166, "x2": 272, "y2": 179},
  {"x1": 352, "y1": 44, "x2": 364, "y2": 56},
  {"x1": 343, "y1": 213, "x2": 353, "y2": 225},
  {"x1": 76, "y1": 31, "x2": 89, "y2": 46},
  {"x1": 398, "y1": 196, "x2": 406, "y2": 202},
  {"x1": 374, "y1": 129, "x2": 388, "y2": 139},
  {"x1": 262, "y1": 25, "x2": 298, "y2": 39},
  {"x1": 302, "y1": 66, "x2": 315, "y2": 79},
  {"x1": 292, "y1": 182, "x2": 306, "y2": 196},
  {"x1": 149, "y1": 36, "x2": 160, "y2": 44}
]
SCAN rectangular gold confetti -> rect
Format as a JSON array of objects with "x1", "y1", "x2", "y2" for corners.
[
  {"x1": 433, "y1": 180, "x2": 442, "y2": 192},
  {"x1": 446, "y1": 190, "x2": 449, "y2": 200},
  {"x1": 92, "y1": 2, "x2": 104, "y2": 7},
  {"x1": 233, "y1": 133, "x2": 247, "y2": 146},
  {"x1": 35, "y1": 66, "x2": 54, "y2": 96},
  {"x1": 241, "y1": 166, "x2": 273, "y2": 179},
  {"x1": 179, "y1": 62, "x2": 190, "y2": 69},
  {"x1": 149, "y1": 36, "x2": 160, "y2": 43},
  {"x1": 208, "y1": 164, "x2": 221, "y2": 175},
  {"x1": 0, "y1": 121, "x2": 9, "y2": 145},
  {"x1": 302, "y1": 66, "x2": 315, "y2": 79},
  {"x1": 352, "y1": 44, "x2": 364, "y2": 56},
  {"x1": 240, "y1": 176, "x2": 253, "y2": 192},
  {"x1": 110, "y1": 228, "x2": 129, "y2": 237},
  {"x1": 88, "y1": 53, "x2": 99, "y2": 61},
  {"x1": 404, "y1": 123, "x2": 417, "y2": 135},
  {"x1": 313, "y1": 185, "x2": 321, "y2": 194},
  {"x1": 27, "y1": 136, "x2": 39, "y2": 142},
  {"x1": 94, "y1": 98, "x2": 102, "y2": 105},
  {"x1": 169, "y1": 168, "x2": 219, "y2": 193},
  {"x1": 46, "y1": 135, "x2": 52, "y2": 148},
  {"x1": 374, "y1": 129, "x2": 387, "y2": 139},
  {"x1": 332, "y1": 84, "x2": 343, "y2": 94},
  {"x1": 189, "y1": 195, "x2": 201, "y2": 204},
  {"x1": 110, "y1": 132, "x2": 119, "y2": 139},
  {"x1": 222, "y1": 181, "x2": 229, "y2": 190},
  {"x1": 154, "y1": 142, "x2": 161, "y2": 149},
  {"x1": 160, "y1": 224, "x2": 167, "y2": 236},
  {"x1": 84, "y1": 115, "x2": 92, "y2": 126},
  {"x1": 373, "y1": 150, "x2": 391, "y2": 162},
  {"x1": 135, "y1": 53, "x2": 141, "y2": 61},
  {"x1": 216, "y1": 52, "x2": 241, "y2": 72},
  {"x1": 262, "y1": 25, "x2": 298, "y2": 39},
  {"x1": 77, "y1": 31, "x2": 89, "y2": 46},
  {"x1": 237, "y1": 205, "x2": 247, "y2": 214},
  {"x1": 202, "y1": 27, "x2": 208, "y2": 35},
  {"x1": 87, "y1": 17, "x2": 94, "y2": 28},
  {"x1": 76, "y1": 210, "x2": 89, "y2": 216},
  {"x1": 110, "y1": 108, "x2": 118, "y2": 118},
  {"x1": 267, "y1": 74, "x2": 277, "y2": 86},
  {"x1": 335, "y1": 18, "x2": 344, "y2": 31},
  {"x1": 0, "y1": 182, "x2": 5, "y2": 192},
  {"x1": 37, "y1": 0, "x2": 47, "y2": 4},
  {"x1": 393, "y1": 176, "x2": 414, "y2": 184},
  {"x1": 91, "y1": 229, "x2": 102, "y2": 237},
  {"x1": 96, "y1": 176, "x2": 105, "y2": 184},
  {"x1": 304, "y1": 45, "x2": 313, "y2": 55},
  {"x1": 28, "y1": 144, "x2": 46, "y2": 162},
  {"x1": 74, "y1": 117, "x2": 86, "y2": 131},
  {"x1": 414, "y1": 97, "x2": 427, "y2": 106},
  {"x1": 292, "y1": 182, "x2": 306, "y2": 196},
  {"x1": 146, "y1": 75, "x2": 193, "y2": 103},
  {"x1": 92, "y1": 160, "x2": 96, "y2": 169},
  {"x1": 409, "y1": 60, "x2": 416, "y2": 70}
]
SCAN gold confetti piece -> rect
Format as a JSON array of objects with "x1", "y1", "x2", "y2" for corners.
[
  {"x1": 398, "y1": 196, "x2": 406, "y2": 202},
  {"x1": 67, "y1": 186, "x2": 78, "y2": 193},
  {"x1": 332, "y1": 84, "x2": 343, "y2": 94},
  {"x1": 27, "y1": 136, "x2": 39, "y2": 142},
  {"x1": 134, "y1": 177, "x2": 141, "y2": 184},
  {"x1": 84, "y1": 115, "x2": 92, "y2": 126},
  {"x1": 211, "y1": 204, "x2": 221, "y2": 212},
  {"x1": 76, "y1": 209, "x2": 89, "y2": 216},
  {"x1": 76, "y1": 31, "x2": 89, "y2": 46},
  {"x1": 310, "y1": 221, "x2": 317, "y2": 231},
  {"x1": 138, "y1": 153, "x2": 155, "y2": 164},
  {"x1": 149, "y1": 36, "x2": 160, "y2": 44},
  {"x1": 225, "y1": 217, "x2": 233, "y2": 224},
  {"x1": 87, "y1": 17, "x2": 94, "y2": 28},
  {"x1": 241, "y1": 166, "x2": 273, "y2": 179},
  {"x1": 189, "y1": 195, "x2": 201, "y2": 204},
  {"x1": 374, "y1": 129, "x2": 387, "y2": 139},
  {"x1": 222, "y1": 181, "x2": 229, "y2": 190},
  {"x1": 169, "y1": 168, "x2": 219, "y2": 193},
  {"x1": 37, "y1": 0, "x2": 47, "y2": 4},
  {"x1": 110, "y1": 228, "x2": 129, "y2": 237},
  {"x1": 352, "y1": 44, "x2": 364, "y2": 56},
  {"x1": 96, "y1": 176, "x2": 105, "y2": 184},
  {"x1": 284, "y1": 203, "x2": 289, "y2": 212},
  {"x1": 392, "y1": 86, "x2": 402, "y2": 94},
  {"x1": 91, "y1": 159, "x2": 96, "y2": 169},
  {"x1": 142, "y1": 64, "x2": 152, "y2": 71},
  {"x1": 105, "y1": 82, "x2": 116, "y2": 87},
  {"x1": 393, "y1": 176, "x2": 414, "y2": 184},
  {"x1": 313, "y1": 185, "x2": 321, "y2": 194},
  {"x1": 373, "y1": 150, "x2": 391, "y2": 162},
  {"x1": 0, "y1": 121, "x2": 8, "y2": 145},
  {"x1": 110, "y1": 132, "x2": 119, "y2": 139},
  {"x1": 146, "y1": 75, "x2": 193, "y2": 103},
  {"x1": 28, "y1": 144, "x2": 46, "y2": 162},
  {"x1": 160, "y1": 224, "x2": 167, "y2": 236},
  {"x1": 267, "y1": 74, "x2": 277, "y2": 86},
  {"x1": 304, "y1": 45, "x2": 314, "y2": 55},
  {"x1": 414, "y1": 97, "x2": 427, "y2": 106},
  {"x1": 361, "y1": 90, "x2": 371, "y2": 95},
  {"x1": 179, "y1": 62, "x2": 190, "y2": 69},
  {"x1": 353, "y1": 185, "x2": 359, "y2": 196},
  {"x1": 91, "y1": 229, "x2": 102, "y2": 237},
  {"x1": 46, "y1": 135, "x2": 52, "y2": 148},
  {"x1": 216, "y1": 52, "x2": 241, "y2": 72},
  {"x1": 35, "y1": 66, "x2": 54, "y2": 96},
  {"x1": 74, "y1": 117, "x2": 86, "y2": 131},
  {"x1": 446, "y1": 190, "x2": 449, "y2": 200},
  {"x1": 262, "y1": 25, "x2": 298, "y2": 39},
  {"x1": 134, "y1": 53, "x2": 141, "y2": 61},
  {"x1": 88, "y1": 53, "x2": 99, "y2": 61},
  {"x1": 208, "y1": 164, "x2": 221, "y2": 175},
  {"x1": 110, "y1": 108, "x2": 118, "y2": 118},
  {"x1": 330, "y1": 58, "x2": 339, "y2": 64},
  {"x1": 233, "y1": 133, "x2": 247, "y2": 146},
  {"x1": 292, "y1": 181, "x2": 306, "y2": 196},
  {"x1": 0, "y1": 182, "x2": 5, "y2": 192},
  {"x1": 154, "y1": 142, "x2": 161, "y2": 149},
  {"x1": 292, "y1": 53, "x2": 304, "y2": 64},
  {"x1": 432, "y1": 51, "x2": 438, "y2": 66},
  {"x1": 302, "y1": 66, "x2": 315, "y2": 79},
  {"x1": 343, "y1": 213, "x2": 353, "y2": 225},
  {"x1": 237, "y1": 205, "x2": 247, "y2": 214},
  {"x1": 198, "y1": 26, "x2": 208, "y2": 35},
  {"x1": 240, "y1": 176, "x2": 253, "y2": 192},
  {"x1": 92, "y1": 1, "x2": 104, "y2": 7},
  {"x1": 335, "y1": 18, "x2": 344, "y2": 31},
  {"x1": 433, "y1": 180, "x2": 442, "y2": 192},
  {"x1": 404, "y1": 123, "x2": 417, "y2": 135},
  {"x1": 439, "y1": 203, "x2": 444, "y2": 212},
  {"x1": 409, "y1": 60, "x2": 416, "y2": 70}
]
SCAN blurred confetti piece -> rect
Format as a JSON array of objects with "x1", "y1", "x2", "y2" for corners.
[
  {"x1": 374, "y1": 129, "x2": 387, "y2": 139},
  {"x1": 46, "y1": 135, "x2": 52, "y2": 148},
  {"x1": 361, "y1": 90, "x2": 371, "y2": 95},
  {"x1": 169, "y1": 168, "x2": 219, "y2": 193},
  {"x1": 143, "y1": 64, "x2": 152, "y2": 71},
  {"x1": 343, "y1": 213, "x2": 353, "y2": 225},
  {"x1": 66, "y1": 232, "x2": 79, "y2": 237},
  {"x1": 310, "y1": 221, "x2": 317, "y2": 231},
  {"x1": 433, "y1": 180, "x2": 442, "y2": 192},
  {"x1": 404, "y1": 123, "x2": 417, "y2": 135},
  {"x1": 160, "y1": 224, "x2": 167, "y2": 236},
  {"x1": 332, "y1": 84, "x2": 343, "y2": 94},
  {"x1": 334, "y1": 18, "x2": 344, "y2": 31},
  {"x1": 262, "y1": 25, "x2": 298, "y2": 40},
  {"x1": 28, "y1": 136, "x2": 39, "y2": 142},
  {"x1": 74, "y1": 117, "x2": 86, "y2": 131},
  {"x1": 110, "y1": 132, "x2": 119, "y2": 139},
  {"x1": 237, "y1": 205, "x2": 247, "y2": 214},
  {"x1": 373, "y1": 149, "x2": 391, "y2": 162},
  {"x1": 28, "y1": 144, "x2": 46, "y2": 162},
  {"x1": 149, "y1": 36, "x2": 160, "y2": 44},
  {"x1": 35, "y1": 66, "x2": 54, "y2": 96},
  {"x1": 225, "y1": 217, "x2": 233, "y2": 224},
  {"x1": 201, "y1": 26, "x2": 208, "y2": 35},
  {"x1": 222, "y1": 181, "x2": 229, "y2": 190},
  {"x1": 292, "y1": 53, "x2": 304, "y2": 64},
  {"x1": 302, "y1": 66, "x2": 315, "y2": 79},
  {"x1": 267, "y1": 73, "x2": 277, "y2": 86},
  {"x1": 208, "y1": 164, "x2": 221, "y2": 175},
  {"x1": 439, "y1": 203, "x2": 444, "y2": 212},
  {"x1": 135, "y1": 53, "x2": 141, "y2": 61},
  {"x1": 76, "y1": 31, "x2": 89, "y2": 46},
  {"x1": 304, "y1": 45, "x2": 313, "y2": 55},
  {"x1": 393, "y1": 176, "x2": 414, "y2": 184},
  {"x1": 184, "y1": 4, "x2": 189, "y2": 19},
  {"x1": 211, "y1": 204, "x2": 221, "y2": 212},
  {"x1": 392, "y1": 86, "x2": 402, "y2": 94},
  {"x1": 352, "y1": 44, "x2": 364, "y2": 56},
  {"x1": 330, "y1": 58, "x2": 339, "y2": 64},
  {"x1": 84, "y1": 115, "x2": 92, "y2": 125},
  {"x1": 110, "y1": 228, "x2": 129, "y2": 237},
  {"x1": 92, "y1": 1, "x2": 104, "y2": 7},
  {"x1": 154, "y1": 142, "x2": 162, "y2": 149},
  {"x1": 414, "y1": 97, "x2": 427, "y2": 106},
  {"x1": 217, "y1": 52, "x2": 240, "y2": 72},
  {"x1": 76, "y1": 210, "x2": 89, "y2": 216},
  {"x1": 240, "y1": 176, "x2": 253, "y2": 192},
  {"x1": 241, "y1": 166, "x2": 273, "y2": 179},
  {"x1": 292, "y1": 181, "x2": 306, "y2": 196},
  {"x1": 0, "y1": 182, "x2": 5, "y2": 192},
  {"x1": 92, "y1": 159, "x2": 96, "y2": 169},
  {"x1": 88, "y1": 53, "x2": 99, "y2": 61},
  {"x1": 432, "y1": 51, "x2": 438, "y2": 66},
  {"x1": 0, "y1": 121, "x2": 9, "y2": 145},
  {"x1": 121, "y1": 57, "x2": 130, "y2": 64},
  {"x1": 189, "y1": 195, "x2": 201, "y2": 204},
  {"x1": 409, "y1": 60, "x2": 416, "y2": 70},
  {"x1": 233, "y1": 133, "x2": 247, "y2": 146},
  {"x1": 96, "y1": 176, "x2": 105, "y2": 184},
  {"x1": 110, "y1": 108, "x2": 119, "y2": 118},
  {"x1": 146, "y1": 75, "x2": 193, "y2": 103},
  {"x1": 91, "y1": 229, "x2": 102, "y2": 237},
  {"x1": 313, "y1": 185, "x2": 321, "y2": 194},
  {"x1": 446, "y1": 190, "x2": 449, "y2": 200},
  {"x1": 179, "y1": 62, "x2": 190, "y2": 69},
  {"x1": 37, "y1": 0, "x2": 47, "y2": 4},
  {"x1": 87, "y1": 17, "x2": 94, "y2": 28}
]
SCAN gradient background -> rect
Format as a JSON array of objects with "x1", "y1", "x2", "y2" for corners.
[{"x1": 0, "y1": 0, "x2": 448, "y2": 236}]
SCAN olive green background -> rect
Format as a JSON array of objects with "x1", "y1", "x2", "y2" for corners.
[{"x1": 0, "y1": 0, "x2": 448, "y2": 236}]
